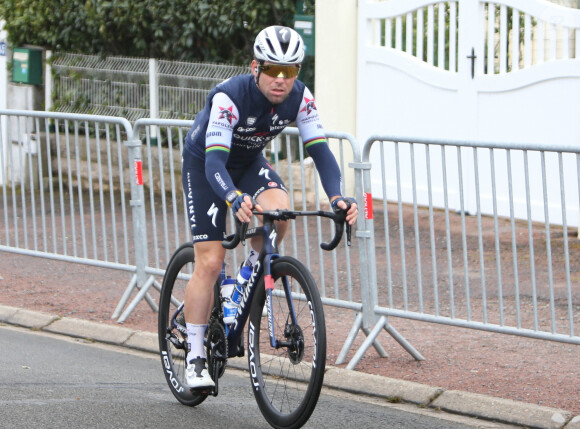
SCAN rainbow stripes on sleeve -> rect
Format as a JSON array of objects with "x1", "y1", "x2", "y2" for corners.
[
  {"x1": 304, "y1": 137, "x2": 327, "y2": 149},
  {"x1": 206, "y1": 143, "x2": 230, "y2": 153}
]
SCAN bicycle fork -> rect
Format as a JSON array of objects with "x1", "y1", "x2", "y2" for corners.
[{"x1": 263, "y1": 255, "x2": 299, "y2": 350}]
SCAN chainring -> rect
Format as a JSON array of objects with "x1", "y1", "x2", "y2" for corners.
[{"x1": 206, "y1": 316, "x2": 228, "y2": 380}]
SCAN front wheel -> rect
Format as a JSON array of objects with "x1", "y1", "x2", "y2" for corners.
[
  {"x1": 248, "y1": 256, "x2": 326, "y2": 429},
  {"x1": 158, "y1": 243, "x2": 208, "y2": 406}
]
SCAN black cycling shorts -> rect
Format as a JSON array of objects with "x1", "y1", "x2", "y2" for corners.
[{"x1": 182, "y1": 149, "x2": 287, "y2": 243}]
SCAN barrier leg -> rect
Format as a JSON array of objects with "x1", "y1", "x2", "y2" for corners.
[
  {"x1": 112, "y1": 274, "x2": 160, "y2": 322},
  {"x1": 335, "y1": 313, "x2": 363, "y2": 365},
  {"x1": 362, "y1": 326, "x2": 389, "y2": 358},
  {"x1": 117, "y1": 275, "x2": 160, "y2": 323},
  {"x1": 346, "y1": 317, "x2": 385, "y2": 370},
  {"x1": 383, "y1": 320, "x2": 424, "y2": 361},
  {"x1": 111, "y1": 274, "x2": 138, "y2": 320},
  {"x1": 346, "y1": 316, "x2": 424, "y2": 370},
  {"x1": 336, "y1": 313, "x2": 388, "y2": 365}
]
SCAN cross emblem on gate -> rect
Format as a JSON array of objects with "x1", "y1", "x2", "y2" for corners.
[{"x1": 467, "y1": 48, "x2": 477, "y2": 79}]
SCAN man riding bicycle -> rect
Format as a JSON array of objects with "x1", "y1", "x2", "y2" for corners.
[{"x1": 181, "y1": 25, "x2": 358, "y2": 389}]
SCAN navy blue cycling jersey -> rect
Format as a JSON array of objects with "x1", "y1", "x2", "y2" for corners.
[{"x1": 183, "y1": 74, "x2": 342, "y2": 202}]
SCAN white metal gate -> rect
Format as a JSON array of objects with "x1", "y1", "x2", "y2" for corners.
[{"x1": 357, "y1": 0, "x2": 580, "y2": 226}]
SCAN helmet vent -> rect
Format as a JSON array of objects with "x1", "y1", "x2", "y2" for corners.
[
  {"x1": 291, "y1": 44, "x2": 300, "y2": 57},
  {"x1": 266, "y1": 39, "x2": 276, "y2": 55}
]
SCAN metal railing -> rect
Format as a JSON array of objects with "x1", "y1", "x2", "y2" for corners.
[
  {"x1": 51, "y1": 53, "x2": 249, "y2": 121},
  {"x1": 0, "y1": 110, "x2": 367, "y2": 361},
  {"x1": 1, "y1": 110, "x2": 578, "y2": 370},
  {"x1": 347, "y1": 134, "x2": 580, "y2": 369}
]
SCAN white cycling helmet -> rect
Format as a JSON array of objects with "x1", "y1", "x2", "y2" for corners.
[{"x1": 253, "y1": 25, "x2": 305, "y2": 65}]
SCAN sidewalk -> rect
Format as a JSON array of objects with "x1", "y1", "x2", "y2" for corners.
[{"x1": 1, "y1": 303, "x2": 579, "y2": 429}]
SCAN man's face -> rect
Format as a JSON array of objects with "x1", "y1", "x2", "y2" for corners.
[{"x1": 252, "y1": 60, "x2": 300, "y2": 105}]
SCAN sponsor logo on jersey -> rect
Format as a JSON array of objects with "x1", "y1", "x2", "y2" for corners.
[
  {"x1": 300, "y1": 97, "x2": 317, "y2": 115},
  {"x1": 259, "y1": 167, "x2": 271, "y2": 181},
  {"x1": 186, "y1": 172, "x2": 196, "y2": 228},
  {"x1": 247, "y1": 117, "x2": 257, "y2": 125},
  {"x1": 268, "y1": 181, "x2": 277, "y2": 187},
  {"x1": 236, "y1": 126, "x2": 256, "y2": 133},
  {"x1": 218, "y1": 105, "x2": 238, "y2": 124},
  {"x1": 190, "y1": 124, "x2": 201, "y2": 140},
  {"x1": 207, "y1": 203, "x2": 219, "y2": 227},
  {"x1": 214, "y1": 172, "x2": 228, "y2": 190},
  {"x1": 232, "y1": 134, "x2": 276, "y2": 147},
  {"x1": 253, "y1": 186, "x2": 265, "y2": 199}
]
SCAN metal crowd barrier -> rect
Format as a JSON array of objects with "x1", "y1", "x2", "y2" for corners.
[
  {"x1": 0, "y1": 110, "x2": 370, "y2": 362},
  {"x1": 0, "y1": 110, "x2": 140, "y2": 270},
  {"x1": 2, "y1": 110, "x2": 579, "y2": 371},
  {"x1": 347, "y1": 135, "x2": 580, "y2": 369}
]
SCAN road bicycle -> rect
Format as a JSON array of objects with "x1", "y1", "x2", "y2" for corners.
[{"x1": 158, "y1": 206, "x2": 351, "y2": 429}]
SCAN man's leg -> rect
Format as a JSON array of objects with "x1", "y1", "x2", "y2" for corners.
[
  {"x1": 183, "y1": 240, "x2": 225, "y2": 388},
  {"x1": 253, "y1": 187, "x2": 290, "y2": 247}
]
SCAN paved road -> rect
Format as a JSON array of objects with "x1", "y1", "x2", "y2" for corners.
[{"x1": 0, "y1": 325, "x2": 509, "y2": 429}]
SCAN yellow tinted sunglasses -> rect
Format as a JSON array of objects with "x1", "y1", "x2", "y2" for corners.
[{"x1": 259, "y1": 64, "x2": 300, "y2": 79}]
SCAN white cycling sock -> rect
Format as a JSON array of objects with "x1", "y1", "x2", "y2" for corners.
[{"x1": 186, "y1": 323, "x2": 207, "y2": 363}]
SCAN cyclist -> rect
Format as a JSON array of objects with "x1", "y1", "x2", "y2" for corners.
[{"x1": 181, "y1": 25, "x2": 358, "y2": 389}]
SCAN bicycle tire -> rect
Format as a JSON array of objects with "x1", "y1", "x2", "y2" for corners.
[
  {"x1": 248, "y1": 256, "x2": 326, "y2": 429},
  {"x1": 158, "y1": 243, "x2": 208, "y2": 406}
]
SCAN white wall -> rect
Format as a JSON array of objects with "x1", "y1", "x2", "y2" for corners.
[
  {"x1": 315, "y1": 0, "x2": 357, "y2": 137},
  {"x1": 315, "y1": 0, "x2": 358, "y2": 196}
]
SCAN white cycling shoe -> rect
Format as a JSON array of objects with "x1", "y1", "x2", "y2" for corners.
[{"x1": 185, "y1": 358, "x2": 215, "y2": 389}]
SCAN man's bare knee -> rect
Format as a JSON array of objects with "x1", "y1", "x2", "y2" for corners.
[{"x1": 194, "y1": 242, "x2": 225, "y2": 279}]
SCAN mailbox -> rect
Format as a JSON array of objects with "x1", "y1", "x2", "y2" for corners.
[{"x1": 12, "y1": 47, "x2": 42, "y2": 85}]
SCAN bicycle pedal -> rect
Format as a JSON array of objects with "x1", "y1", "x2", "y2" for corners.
[{"x1": 190, "y1": 387, "x2": 211, "y2": 396}]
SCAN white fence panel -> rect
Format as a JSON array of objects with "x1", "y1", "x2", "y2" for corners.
[{"x1": 358, "y1": 0, "x2": 580, "y2": 227}]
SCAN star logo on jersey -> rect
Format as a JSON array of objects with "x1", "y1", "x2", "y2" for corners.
[
  {"x1": 218, "y1": 106, "x2": 238, "y2": 124},
  {"x1": 300, "y1": 97, "x2": 317, "y2": 116}
]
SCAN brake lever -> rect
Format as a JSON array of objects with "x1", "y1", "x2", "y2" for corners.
[
  {"x1": 240, "y1": 221, "x2": 248, "y2": 246},
  {"x1": 346, "y1": 223, "x2": 352, "y2": 246}
]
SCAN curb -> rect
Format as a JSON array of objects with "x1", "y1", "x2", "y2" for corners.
[{"x1": 1, "y1": 304, "x2": 578, "y2": 429}]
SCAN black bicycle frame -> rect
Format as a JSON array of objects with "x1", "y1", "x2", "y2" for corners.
[{"x1": 226, "y1": 218, "x2": 294, "y2": 355}]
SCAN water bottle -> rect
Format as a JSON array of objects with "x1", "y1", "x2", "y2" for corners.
[
  {"x1": 221, "y1": 265, "x2": 252, "y2": 325},
  {"x1": 220, "y1": 277, "x2": 237, "y2": 324},
  {"x1": 231, "y1": 263, "x2": 251, "y2": 302}
]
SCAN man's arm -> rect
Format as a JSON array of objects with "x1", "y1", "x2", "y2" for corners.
[
  {"x1": 295, "y1": 87, "x2": 342, "y2": 199},
  {"x1": 204, "y1": 92, "x2": 240, "y2": 201}
]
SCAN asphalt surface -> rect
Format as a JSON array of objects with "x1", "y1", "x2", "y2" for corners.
[
  {"x1": 1, "y1": 304, "x2": 579, "y2": 429},
  {"x1": 0, "y1": 325, "x2": 509, "y2": 429}
]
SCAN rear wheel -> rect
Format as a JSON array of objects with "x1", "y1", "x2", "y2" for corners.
[
  {"x1": 158, "y1": 243, "x2": 208, "y2": 406},
  {"x1": 248, "y1": 256, "x2": 326, "y2": 429}
]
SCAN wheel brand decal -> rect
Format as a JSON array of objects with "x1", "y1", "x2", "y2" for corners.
[
  {"x1": 161, "y1": 350, "x2": 184, "y2": 393},
  {"x1": 309, "y1": 300, "x2": 317, "y2": 368},
  {"x1": 266, "y1": 292, "x2": 274, "y2": 341},
  {"x1": 248, "y1": 321, "x2": 260, "y2": 390}
]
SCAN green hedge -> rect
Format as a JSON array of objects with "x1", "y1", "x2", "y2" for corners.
[{"x1": 0, "y1": 0, "x2": 299, "y2": 64}]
